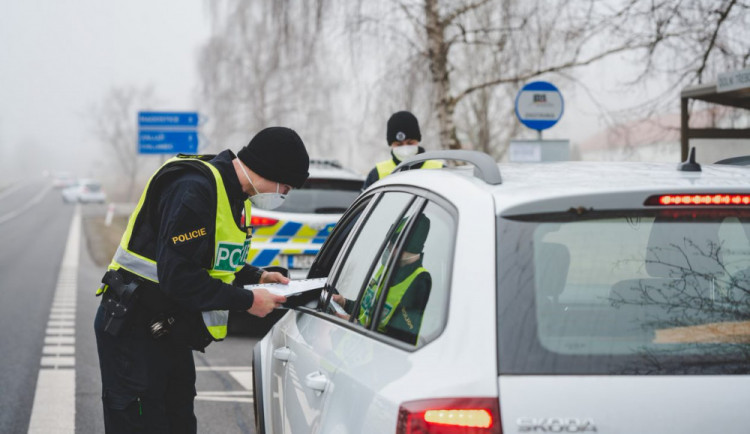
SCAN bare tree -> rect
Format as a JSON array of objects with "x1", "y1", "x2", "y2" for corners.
[
  {"x1": 89, "y1": 85, "x2": 158, "y2": 201},
  {"x1": 198, "y1": 2, "x2": 340, "y2": 158},
  {"x1": 199, "y1": 0, "x2": 749, "y2": 162}
]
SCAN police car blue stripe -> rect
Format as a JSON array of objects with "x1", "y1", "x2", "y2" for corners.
[
  {"x1": 251, "y1": 249, "x2": 280, "y2": 266},
  {"x1": 316, "y1": 224, "x2": 335, "y2": 238},
  {"x1": 272, "y1": 222, "x2": 302, "y2": 242},
  {"x1": 276, "y1": 222, "x2": 302, "y2": 236},
  {"x1": 304, "y1": 249, "x2": 318, "y2": 255}
]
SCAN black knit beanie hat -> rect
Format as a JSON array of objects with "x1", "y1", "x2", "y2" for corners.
[
  {"x1": 386, "y1": 111, "x2": 422, "y2": 145},
  {"x1": 237, "y1": 127, "x2": 310, "y2": 188}
]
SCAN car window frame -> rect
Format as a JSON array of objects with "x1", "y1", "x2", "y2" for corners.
[
  {"x1": 324, "y1": 191, "x2": 419, "y2": 316},
  {"x1": 298, "y1": 185, "x2": 458, "y2": 352}
]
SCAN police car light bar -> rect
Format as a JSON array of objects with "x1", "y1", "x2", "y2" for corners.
[{"x1": 646, "y1": 194, "x2": 750, "y2": 206}]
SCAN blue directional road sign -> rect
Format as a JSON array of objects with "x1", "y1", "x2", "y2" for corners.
[
  {"x1": 138, "y1": 131, "x2": 198, "y2": 154},
  {"x1": 137, "y1": 111, "x2": 200, "y2": 154},
  {"x1": 138, "y1": 111, "x2": 199, "y2": 128}
]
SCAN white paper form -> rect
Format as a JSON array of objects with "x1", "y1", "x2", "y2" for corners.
[{"x1": 244, "y1": 277, "x2": 327, "y2": 297}]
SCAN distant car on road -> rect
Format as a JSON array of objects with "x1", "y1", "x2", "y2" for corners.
[
  {"x1": 51, "y1": 171, "x2": 76, "y2": 189},
  {"x1": 62, "y1": 179, "x2": 107, "y2": 204},
  {"x1": 253, "y1": 150, "x2": 750, "y2": 434}
]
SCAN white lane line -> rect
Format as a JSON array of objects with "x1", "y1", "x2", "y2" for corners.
[
  {"x1": 230, "y1": 371, "x2": 254, "y2": 390},
  {"x1": 0, "y1": 181, "x2": 29, "y2": 200},
  {"x1": 0, "y1": 184, "x2": 52, "y2": 225},
  {"x1": 43, "y1": 346, "x2": 75, "y2": 355},
  {"x1": 195, "y1": 366, "x2": 252, "y2": 371},
  {"x1": 45, "y1": 336, "x2": 75, "y2": 345},
  {"x1": 45, "y1": 327, "x2": 75, "y2": 335},
  {"x1": 26, "y1": 370, "x2": 75, "y2": 431},
  {"x1": 27, "y1": 205, "x2": 79, "y2": 434},
  {"x1": 198, "y1": 391, "x2": 253, "y2": 396},
  {"x1": 195, "y1": 396, "x2": 253, "y2": 403},
  {"x1": 194, "y1": 368, "x2": 255, "y2": 404}
]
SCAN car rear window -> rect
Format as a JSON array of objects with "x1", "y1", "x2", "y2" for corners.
[
  {"x1": 497, "y1": 209, "x2": 750, "y2": 375},
  {"x1": 273, "y1": 178, "x2": 362, "y2": 214}
]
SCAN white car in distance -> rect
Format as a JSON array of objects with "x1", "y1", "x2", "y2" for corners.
[{"x1": 62, "y1": 179, "x2": 107, "y2": 204}]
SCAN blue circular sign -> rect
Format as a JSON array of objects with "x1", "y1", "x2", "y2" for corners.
[{"x1": 514, "y1": 81, "x2": 564, "y2": 131}]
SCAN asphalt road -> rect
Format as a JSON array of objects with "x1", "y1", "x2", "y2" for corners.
[{"x1": 0, "y1": 180, "x2": 263, "y2": 434}]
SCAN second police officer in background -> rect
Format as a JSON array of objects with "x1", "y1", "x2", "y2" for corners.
[
  {"x1": 94, "y1": 127, "x2": 309, "y2": 433},
  {"x1": 362, "y1": 110, "x2": 443, "y2": 190}
]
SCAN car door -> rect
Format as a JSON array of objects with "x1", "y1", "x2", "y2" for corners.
[
  {"x1": 279, "y1": 191, "x2": 417, "y2": 433},
  {"x1": 315, "y1": 197, "x2": 457, "y2": 433}
]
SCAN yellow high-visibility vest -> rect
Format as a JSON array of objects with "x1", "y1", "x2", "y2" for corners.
[
  {"x1": 99, "y1": 154, "x2": 252, "y2": 341},
  {"x1": 375, "y1": 158, "x2": 443, "y2": 179}
]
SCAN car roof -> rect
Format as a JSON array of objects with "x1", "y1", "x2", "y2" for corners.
[
  {"x1": 308, "y1": 159, "x2": 363, "y2": 181},
  {"x1": 374, "y1": 155, "x2": 750, "y2": 215}
]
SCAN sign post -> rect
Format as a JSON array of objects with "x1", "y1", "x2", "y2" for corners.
[
  {"x1": 512, "y1": 81, "x2": 568, "y2": 162},
  {"x1": 138, "y1": 111, "x2": 200, "y2": 154}
]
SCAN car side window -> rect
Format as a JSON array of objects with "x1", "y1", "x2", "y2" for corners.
[
  {"x1": 374, "y1": 202, "x2": 455, "y2": 346},
  {"x1": 327, "y1": 192, "x2": 414, "y2": 317},
  {"x1": 356, "y1": 201, "x2": 422, "y2": 328},
  {"x1": 307, "y1": 196, "x2": 373, "y2": 279}
]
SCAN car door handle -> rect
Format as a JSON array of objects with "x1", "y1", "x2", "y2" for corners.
[
  {"x1": 273, "y1": 347, "x2": 291, "y2": 362},
  {"x1": 304, "y1": 371, "x2": 328, "y2": 393}
]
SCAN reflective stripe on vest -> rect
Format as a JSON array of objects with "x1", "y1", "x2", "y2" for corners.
[
  {"x1": 102, "y1": 155, "x2": 251, "y2": 341},
  {"x1": 375, "y1": 159, "x2": 443, "y2": 179}
]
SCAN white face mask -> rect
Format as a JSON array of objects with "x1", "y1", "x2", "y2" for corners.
[
  {"x1": 392, "y1": 144, "x2": 419, "y2": 161},
  {"x1": 238, "y1": 161, "x2": 287, "y2": 210}
]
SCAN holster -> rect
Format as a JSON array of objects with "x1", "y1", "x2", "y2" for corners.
[{"x1": 98, "y1": 270, "x2": 143, "y2": 337}]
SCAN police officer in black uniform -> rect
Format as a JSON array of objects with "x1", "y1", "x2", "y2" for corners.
[
  {"x1": 94, "y1": 127, "x2": 309, "y2": 433},
  {"x1": 362, "y1": 111, "x2": 443, "y2": 190}
]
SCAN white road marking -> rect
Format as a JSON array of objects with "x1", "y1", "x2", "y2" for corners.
[
  {"x1": 46, "y1": 327, "x2": 75, "y2": 335},
  {"x1": 43, "y1": 345, "x2": 75, "y2": 355},
  {"x1": 27, "y1": 205, "x2": 79, "y2": 434},
  {"x1": 195, "y1": 366, "x2": 252, "y2": 371},
  {"x1": 0, "y1": 184, "x2": 52, "y2": 225},
  {"x1": 195, "y1": 396, "x2": 254, "y2": 403},
  {"x1": 194, "y1": 368, "x2": 255, "y2": 404},
  {"x1": 45, "y1": 336, "x2": 75, "y2": 345},
  {"x1": 230, "y1": 371, "x2": 254, "y2": 390}
]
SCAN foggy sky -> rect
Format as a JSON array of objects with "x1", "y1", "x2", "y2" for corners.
[
  {"x1": 0, "y1": 0, "x2": 210, "y2": 184},
  {"x1": 0, "y1": 1, "x2": 670, "y2": 188}
]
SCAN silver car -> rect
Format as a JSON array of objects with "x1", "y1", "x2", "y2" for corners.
[
  {"x1": 254, "y1": 150, "x2": 750, "y2": 434},
  {"x1": 61, "y1": 179, "x2": 107, "y2": 203}
]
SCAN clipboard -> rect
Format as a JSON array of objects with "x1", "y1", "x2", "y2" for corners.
[{"x1": 245, "y1": 277, "x2": 327, "y2": 308}]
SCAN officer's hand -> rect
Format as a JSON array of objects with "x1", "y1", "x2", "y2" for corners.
[
  {"x1": 260, "y1": 271, "x2": 290, "y2": 285},
  {"x1": 248, "y1": 288, "x2": 287, "y2": 318}
]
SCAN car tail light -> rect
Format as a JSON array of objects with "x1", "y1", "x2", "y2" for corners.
[
  {"x1": 250, "y1": 216, "x2": 279, "y2": 227},
  {"x1": 646, "y1": 194, "x2": 750, "y2": 206},
  {"x1": 397, "y1": 397, "x2": 501, "y2": 434}
]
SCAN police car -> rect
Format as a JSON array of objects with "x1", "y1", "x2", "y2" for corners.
[
  {"x1": 253, "y1": 149, "x2": 750, "y2": 434},
  {"x1": 247, "y1": 159, "x2": 363, "y2": 278}
]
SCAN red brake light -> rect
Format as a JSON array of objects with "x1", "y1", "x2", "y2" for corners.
[
  {"x1": 646, "y1": 194, "x2": 750, "y2": 206},
  {"x1": 250, "y1": 216, "x2": 279, "y2": 227},
  {"x1": 397, "y1": 398, "x2": 501, "y2": 434}
]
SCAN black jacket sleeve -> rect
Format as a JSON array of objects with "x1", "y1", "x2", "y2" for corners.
[{"x1": 154, "y1": 173, "x2": 254, "y2": 313}]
